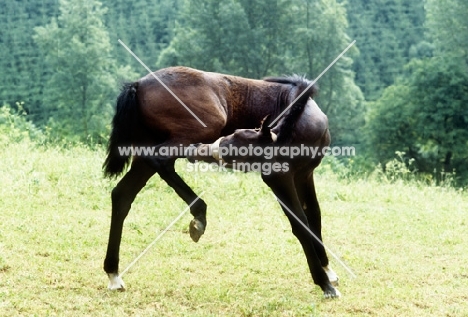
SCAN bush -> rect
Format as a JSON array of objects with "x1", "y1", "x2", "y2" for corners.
[{"x1": 0, "y1": 103, "x2": 44, "y2": 145}]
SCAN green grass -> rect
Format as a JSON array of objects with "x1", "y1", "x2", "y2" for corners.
[{"x1": 1, "y1": 140, "x2": 467, "y2": 316}]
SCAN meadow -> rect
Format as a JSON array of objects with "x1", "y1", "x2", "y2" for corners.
[{"x1": 1, "y1": 140, "x2": 467, "y2": 316}]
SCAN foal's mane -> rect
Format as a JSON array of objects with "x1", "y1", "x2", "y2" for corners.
[{"x1": 263, "y1": 75, "x2": 318, "y2": 144}]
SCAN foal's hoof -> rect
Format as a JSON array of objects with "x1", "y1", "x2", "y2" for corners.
[
  {"x1": 107, "y1": 273, "x2": 126, "y2": 291},
  {"x1": 323, "y1": 285, "x2": 341, "y2": 299},
  {"x1": 189, "y1": 218, "x2": 205, "y2": 242}
]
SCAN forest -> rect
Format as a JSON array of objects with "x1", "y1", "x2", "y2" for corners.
[{"x1": 1, "y1": 0, "x2": 467, "y2": 186}]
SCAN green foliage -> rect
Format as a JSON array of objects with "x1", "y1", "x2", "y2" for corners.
[
  {"x1": 376, "y1": 151, "x2": 417, "y2": 183},
  {"x1": 33, "y1": 0, "x2": 136, "y2": 144},
  {"x1": 0, "y1": 0, "x2": 59, "y2": 117},
  {"x1": 158, "y1": 0, "x2": 364, "y2": 145},
  {"x1": 365, "y1": 84, "x2": 417, "y2": 163},
  {"x1": 285, "y1": 0, "x2": 365, "y2": 146},
  {"x1": 359, "y1": 0, "x2": 468, "y2": 186},
  {"x1": 0, "y1": 103, "x2": 44, "y2": 145},
  {"x1": 346, "y1": 0, "x2": 426, "y2": 100},
  {"x1": 103, "y1": 0, "x2": 182, "y2": 69},
  {"x1": 365, "y1": 57, "x2": 468, "y2": 186},
  {"x1": 0, "y1": 0, "x2": 177, "y2": 140},
  {"x1": 426, "y1": 0, "x2": 468, "y2": 61},
  {"x1": 157, "y1": 0, "x2": 288, "y2": 78}
]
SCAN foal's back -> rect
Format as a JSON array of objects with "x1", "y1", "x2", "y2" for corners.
[{"x1": 135, "y1": 67, "x2": 287, "y2": 143}]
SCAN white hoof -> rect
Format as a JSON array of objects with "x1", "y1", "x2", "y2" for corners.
[
  {"x1": 335, "y1": 288, "x2": 341, "y2": 297},
  {"x1": 107, "y1": 273, "x2": 126, "y2": 291},
  {"x1": 323, "y1": 265, "x2": 339, "y2": 286},
  {"x1": 324, "y1": 287, "x2": 341, "y2": 299}
]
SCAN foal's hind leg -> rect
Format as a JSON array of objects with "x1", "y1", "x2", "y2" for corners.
[
  {"x1": 295, "y1": 170, "x2": 339, "y2": 286},
  {"x1": 104, "y1": 159, "x2": 156, "y2": 290},
  {"x1": 150, "y1": 158, "x2": 207, "y2": 242}
]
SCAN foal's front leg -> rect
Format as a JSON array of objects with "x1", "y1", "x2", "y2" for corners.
[
  {"x1": 262, "y1": 173, "x2": 340, "y2": 298},
  {"x1": 294, "y1": 171, "x2": 339, "y2": 287}
]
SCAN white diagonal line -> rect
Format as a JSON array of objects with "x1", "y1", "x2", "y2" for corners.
[
  {"x1": 273, "y1": 194, "x2": 356, "y2": 278},
  {"x1": 118, "y1": 39, "x2": 207, "y2": 128},
  {"x1": 119, "y1": 192, "x2": 205, "y2": 277},
  {"x1": 268, "y1": 40, "x2": 356, "y2": 127}
]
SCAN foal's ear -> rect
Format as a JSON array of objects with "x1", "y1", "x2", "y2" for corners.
[
  {"x1": 260, "y1": 114, "x2": 272, "y2": 133},
  {"x1": 260, "y1": 115, "x2": 275, "y2": 142}
]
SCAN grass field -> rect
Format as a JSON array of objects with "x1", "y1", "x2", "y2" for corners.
[{"x1": 1, "y1": 141, "x2": 467, "y2": 316}]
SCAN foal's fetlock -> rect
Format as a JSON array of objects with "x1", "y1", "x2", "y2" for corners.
[{"x1": 189, "y1": 218, "x2": 205, "y2": 242}]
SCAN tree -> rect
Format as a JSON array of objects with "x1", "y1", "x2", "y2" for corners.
[
  {"x1": 103, "y1": 0, "x2": 182, "y2": 70},
  {"x1": 409, "y1": 58, "x2": 468, "y2": 183},
  {"x1": 362, "y1": 0, "x2": 468, "y2": 185},
  {"x1": 158, "y1": 0, "x2": 363, "y2": 145},
  {"x1": 284, "y1": 0, "x2": 364, "y2": 146},
  {"x1": 426, "y1": 0, "x2": 468, "y2": 61},
  {"x1": 157, "y1": 0, "x2": 289, "y2": 78},
  {"x1": 366, "y1": 58, "x2": 468, "y2": 185},
  {"x1": 33, "y1": 0, "x2": 134, "y2": 143},
  {"x1": 346, "y1": 0, "x2": 426, "y2": 100},
  {"x1": 365, "y1": 83, "x2": 419, "y2": 165},
  {"x1": 0, "y1": 0, "x2": 58, "y2": 121}
]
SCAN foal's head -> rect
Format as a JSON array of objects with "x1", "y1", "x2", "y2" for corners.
[{"x1": 213, "y1": 115, "x2": 277, "y2": 164}]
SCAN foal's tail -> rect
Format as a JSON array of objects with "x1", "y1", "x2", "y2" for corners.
[{"x1": 103, "y1": 82, "x2": 140, "y2": 178}]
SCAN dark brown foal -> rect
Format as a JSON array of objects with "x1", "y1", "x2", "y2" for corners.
[{"x1": 103, "y1": 66, "x2": 340, "y2": 298}]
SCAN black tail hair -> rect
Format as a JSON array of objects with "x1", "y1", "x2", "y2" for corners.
[
  {"x1": 103, "y1": 82, "x2": 139, "y2": 178},
  {"x1": 263, "y1": 75, "x2": 318, "y2": 144}
]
